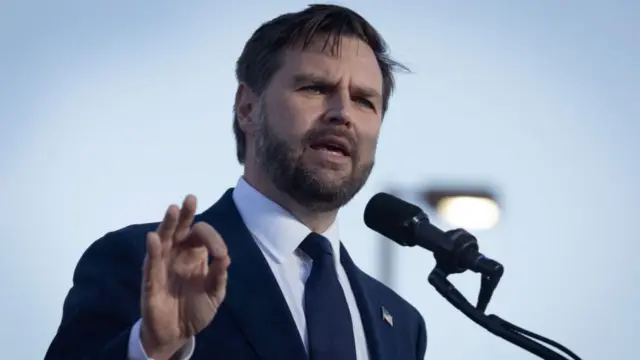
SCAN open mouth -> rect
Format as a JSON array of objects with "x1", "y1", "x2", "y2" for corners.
[{"x1": 309, "y1": 136, "x2": 351, "y2": 157}]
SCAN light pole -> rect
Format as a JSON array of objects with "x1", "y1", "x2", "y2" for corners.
[{"x1": 377, "y1": 187, "x2": 401, "y2": 288}]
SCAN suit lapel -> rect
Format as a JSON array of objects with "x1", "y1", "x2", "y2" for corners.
[
  {"x1": 340, "y1": 244, "x2": 396, "y2": 360},
  {"x1": 200, "y1": 189, "x2": 307, "y2": 360}
]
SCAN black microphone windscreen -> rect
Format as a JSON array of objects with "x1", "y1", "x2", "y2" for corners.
[{"x1": 363, "y1": 192, "x2": 424, "y2": 245}]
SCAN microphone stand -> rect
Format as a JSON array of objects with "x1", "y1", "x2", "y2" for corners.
[{"x1": 427, "y1": 261, "x2": 582, "y2": 360}]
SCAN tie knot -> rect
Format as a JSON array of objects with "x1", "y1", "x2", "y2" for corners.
[{"x1": 299, "y1": 232, "x2": 333, "y2": 261}]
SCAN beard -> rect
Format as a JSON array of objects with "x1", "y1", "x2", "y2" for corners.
[{"x1": 254, "y1": 103, "x2": 374, "y2": 212}]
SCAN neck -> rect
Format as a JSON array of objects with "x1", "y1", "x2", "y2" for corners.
[{"x1": 243, "y1": 167, "x2": 338, "y2": 234}]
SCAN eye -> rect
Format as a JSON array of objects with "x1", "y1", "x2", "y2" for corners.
[
  {"x1": 299, "y1": 85, "x2": 329, "y2": 94},
  {"x1": 355, "y1": 97, "x2": 375, "y2": 110}
]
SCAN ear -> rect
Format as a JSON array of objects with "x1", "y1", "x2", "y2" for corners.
[{"x1": 235, "y1": 83, "x2": 260, "y2": 135}]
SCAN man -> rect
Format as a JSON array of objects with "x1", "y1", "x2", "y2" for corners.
[{"x1": 45, "y1": 4, "x2": 427, "y2": 360}]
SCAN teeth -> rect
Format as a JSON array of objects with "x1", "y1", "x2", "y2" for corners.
[{"x1": 311, "y1": 143, "x2": 346, "y2": 155}]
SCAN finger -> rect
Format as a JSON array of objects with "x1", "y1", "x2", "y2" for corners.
[
  {"x1": 188, "y1": 222, "x2": 228, "y2": 259},
  {"x1": 142, "y1": 232, "x2": 166, "y2": 296},
  {"x1": 206, "y1": 253, "x2": 230, "y2": 302},
  {"x1": 156, "y1": 204, "x2": 180, "y2": 253},
  {"x1": 189, "y1": 222, "x2": 231, "y2": 298},
  {"x1": 193, "y1": 222, "x2": 229, "y2": 262},
  {"x1": 174, "y1": 195, "x2": 197, "y2": 242}
]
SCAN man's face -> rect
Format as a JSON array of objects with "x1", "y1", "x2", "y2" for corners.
[{"x1": 254, "y1": 36, "x2": 384, "y2": 212}]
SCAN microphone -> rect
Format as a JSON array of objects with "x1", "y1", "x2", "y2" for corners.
[
  {"x1": 363, "y1": 192, "x2": 503, "y2": 278},
  {"x1": 364, "y1": 192, "x2": 583, "y2": 360}
]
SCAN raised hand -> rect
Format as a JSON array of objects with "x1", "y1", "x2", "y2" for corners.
[{"x1": 140, "y1": 195, "x2": 230, "y2": 359}]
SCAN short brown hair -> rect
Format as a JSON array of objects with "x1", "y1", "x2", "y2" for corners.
[{"x1": 233, "y1": 4, "x2": 407, "y2": 164}]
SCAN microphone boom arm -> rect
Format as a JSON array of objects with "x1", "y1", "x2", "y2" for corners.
[
  {"x1": 428, "y1": 266, "x2": 582, "y2": 360},
  {"x1": 430, "y1": 228, "x2": 504, "y2": 313}
]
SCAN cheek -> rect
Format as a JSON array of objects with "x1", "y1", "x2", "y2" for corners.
[
  {"x1": 264, "y1": 105, "x2": 303, "y2": 140},
  {"x1": 283, "y1": 94, "x2": 324, "y2": 132},
  {"x1": 364, "y1": 122, "x2": 381, "y2": 143},
  {"x1": 359, "y1": 128, "x2": 381, "y2": 158}
]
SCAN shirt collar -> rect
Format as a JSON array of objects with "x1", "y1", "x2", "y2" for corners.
[{"x1": 231, "y1": 177, "x2": 341, "y2": 264}]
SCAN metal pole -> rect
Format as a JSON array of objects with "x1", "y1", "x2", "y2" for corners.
[
  {"x1": 377, "y1": 188, "x2": 398, "y2": 289},
  {"x1": 378, "y1": 234, "x2": 396, "y2": 288}
]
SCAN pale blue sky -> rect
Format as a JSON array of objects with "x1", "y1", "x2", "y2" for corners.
[{"x1": 1, "y1": 1, "x2": 639, "y2": 359}]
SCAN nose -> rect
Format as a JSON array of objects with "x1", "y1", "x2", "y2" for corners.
[{"x1": 323, "y1": 90, "x2": 353, "y2": 128}]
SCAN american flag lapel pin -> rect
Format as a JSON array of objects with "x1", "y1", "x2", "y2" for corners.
[{"x1": 382, "y1": 306, "x2": 393, "y2": 327}]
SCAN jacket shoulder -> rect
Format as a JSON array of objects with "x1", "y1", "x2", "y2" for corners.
[{"x1": 81, "y1": 221, "x2": 160, "y2": 263}]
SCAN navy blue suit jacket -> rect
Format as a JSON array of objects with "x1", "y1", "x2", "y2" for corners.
[{"x1": 45, "y1": 189, "x2": 427, "y2": 360}]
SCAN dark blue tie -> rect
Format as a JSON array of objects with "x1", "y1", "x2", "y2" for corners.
[{"x1": 299, "y1": 232, "x2": 357, "y2": 360}]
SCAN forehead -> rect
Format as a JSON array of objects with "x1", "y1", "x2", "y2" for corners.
[{"x1": 275, "y1": 36, "x2": 383, "y2": 91}]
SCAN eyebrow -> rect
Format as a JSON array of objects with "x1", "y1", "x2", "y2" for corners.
[{"x1": 292, "y1": 72, "x2": 382, "y2": 101}]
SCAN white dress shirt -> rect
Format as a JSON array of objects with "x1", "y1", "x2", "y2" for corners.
[{"x1": 128, "y1": 177, "x2": 370, "y2": 360}]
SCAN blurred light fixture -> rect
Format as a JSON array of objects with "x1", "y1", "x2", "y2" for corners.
[{"x1": 422, "y1": 187, "x2": 501, "y2": 230}]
